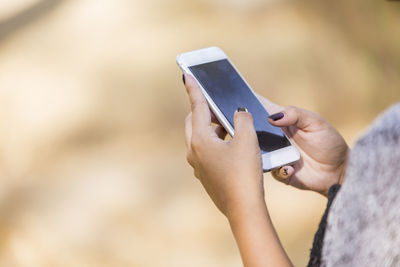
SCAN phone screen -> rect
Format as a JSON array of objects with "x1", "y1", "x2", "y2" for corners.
[{"x1": 189, "y1": 59, "x2": 291, "y2": 154}]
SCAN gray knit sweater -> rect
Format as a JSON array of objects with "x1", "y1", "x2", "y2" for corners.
[{"x1": 322, "y1": 102, "x2": 400, "y2": 266}]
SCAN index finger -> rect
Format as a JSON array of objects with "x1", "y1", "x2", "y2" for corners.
[
  {"x1": 183, "y1": 74, "x2": 211, "y2": 132},
  {"x1": 255, "y1": 93, "x2": 283, "y2": 114}
]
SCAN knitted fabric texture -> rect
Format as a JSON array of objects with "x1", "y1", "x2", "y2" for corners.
[
  {"x1": 307, "y1": 184, "x2": 341, "y2": 267},
  {"x1": 322, "y1": 102, "x2": 400, "y2": 266}
]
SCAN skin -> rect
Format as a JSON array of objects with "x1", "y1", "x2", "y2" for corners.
[
  {"x1": 183, "y1": 74, "x2": 349, "y2": 266},
  {"x1": 258, "y1": 97, "x2": 349, "y2": 196}
]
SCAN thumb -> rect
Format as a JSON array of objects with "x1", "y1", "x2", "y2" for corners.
[
  {"x1": 271, "y1": 165, "x2": 295, "y2": 185},
  {"x1": 267, "y1": 106, "x2": 323, "y2": 130},
  {"x1": 233, "y1": 107, "x2": 258, "y2": 144}
]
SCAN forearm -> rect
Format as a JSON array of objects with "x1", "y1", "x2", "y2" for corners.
[{"x1": 227, "y1": 197, "x2": 292, "y2": 267}]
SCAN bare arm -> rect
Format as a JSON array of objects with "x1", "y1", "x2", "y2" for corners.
[{"x1": 228, "y1": 198, "x2": 292, "y2": 267}]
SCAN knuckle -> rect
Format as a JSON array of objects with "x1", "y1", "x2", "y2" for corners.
[
  {"x1": 192, "y1": 99, "x2": 207, "y2": 111},
  {"x1": 313, "y1": 116, "x2": 326, "y2": 128},
  {"x1": 186, "y1": 153, "x2": 194, "y2": 166},
  {"x1": 285, "y1": 105, "x2": 297, "y2": 115},
  {"x1": 313, "y1": 112, "x2": 327, "y2": 125},
  {"x1": 190, "y1": 134, "x2": 204, "y2": 151}
]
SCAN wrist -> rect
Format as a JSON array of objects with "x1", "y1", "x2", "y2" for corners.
[
  {"x1": 224, "y1": 172, "x2": 265, "y2": 219},
  {"x1": 226, "y1": 193, "x2": 267, "y2": 225},
  {"x1": 226, "y1": 191, "x2": 293, "y2": 267},
  {"x1": 321, "y1": 149, "x2": 350, "y2": 197}
]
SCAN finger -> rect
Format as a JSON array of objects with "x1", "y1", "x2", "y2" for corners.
[
  {"x1": 185, "y1": 114, "x2": 195, "y2": 167},
  {"x1": 267, "y1": 106, "x2": 323, "y2": 131},
  {"x1": 213, "y1": 125, "x2": 227, "y2": 140},
  {"x1": 184, "y1": 74, "x2": 211, "y2": 132},
  {"x1": 271, "y1": 166, "x2": 295, "y2": 185},
  {"x1": 184, "y1": 113, "x2": 193, "y2": 150},
  {"x1": 232, "y1": 107, "x2": 257, "y2": 144},
  {"x1": 255, "y1": 93, "x2": 283, "y2": 114}
]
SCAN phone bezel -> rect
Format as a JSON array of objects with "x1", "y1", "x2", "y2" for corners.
[{"x1": 177, "y1": 46, "x2": 300, "y2": 171}]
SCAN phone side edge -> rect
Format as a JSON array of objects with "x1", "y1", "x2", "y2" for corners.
[
  {"x1": 176, "y1": 52, "x2": 235, "y2": 136},
  {"x1": 262, "y1": 145, "x2": 300, "y2": 172}
]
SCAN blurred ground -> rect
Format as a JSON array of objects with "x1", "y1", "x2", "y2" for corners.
[{"x1": 0, "y1": 0, "x2": 399, "y2": 266}]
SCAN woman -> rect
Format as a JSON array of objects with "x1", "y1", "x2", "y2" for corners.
[{"x1": 182, "y1": 73, "x2": 400, "y2": 266}]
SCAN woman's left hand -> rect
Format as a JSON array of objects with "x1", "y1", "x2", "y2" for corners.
[{"x1": 183, "y1": 74, "x2": 265, "y2": 217}]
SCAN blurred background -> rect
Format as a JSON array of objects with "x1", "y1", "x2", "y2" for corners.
[{"x1": 0, "y1": 0, "x2": 399, "y2": 266}]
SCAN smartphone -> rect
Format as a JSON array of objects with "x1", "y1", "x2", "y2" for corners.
[{"x1": 177, "y1": 46, "x2": 300, "y2": 172}]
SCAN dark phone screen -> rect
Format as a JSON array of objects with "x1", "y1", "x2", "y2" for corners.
[{"x1": 189, "y1": 59, "x2": 290, "y2": 154}]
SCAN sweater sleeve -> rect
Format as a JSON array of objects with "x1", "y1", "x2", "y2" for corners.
[{"x1": 307, "y1": 184, "x2": 341, "y2": 267}]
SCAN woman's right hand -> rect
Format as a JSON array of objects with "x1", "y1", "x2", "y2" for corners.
[{"x1": 258, "y1": 96, "x2": 349, "y2": 196}]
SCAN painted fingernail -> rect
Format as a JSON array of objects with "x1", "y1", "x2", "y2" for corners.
[
  {"x1": 269, "y1": 112, "x2": 284, "y2": 121},
  {"x1": 237, "y1": 107, "x2": 248, "y2": 112},
  {"x1": 182, "y1": 74, "x2": 186, "y2": 85}
]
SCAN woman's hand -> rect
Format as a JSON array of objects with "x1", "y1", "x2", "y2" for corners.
[
  {"x1": 258, "y1": 96, "x2": 349, "y2": 196},
  {"x1": 183, "y1": 74, "x2": 292, "y2": 267},
  {"x1": 184, "y1": 74, "x2": 264, "y2": 217}
]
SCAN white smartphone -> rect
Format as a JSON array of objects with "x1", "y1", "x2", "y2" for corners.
[{"x1": 177, "y1": 46, "x2": 300, "y2": 172}]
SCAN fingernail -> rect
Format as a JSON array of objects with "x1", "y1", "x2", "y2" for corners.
[
  {"x1": 282, "y1": 167, "x2": 288, "y2": 176},
  {"x1": 237, "y1": 107, "x2": 248, "y2": 112},
  {"x1": 269, "y1": 112, "x2": 284, "y2": 121},
  {"x1": 182, "y1": 74, "x2": 186, "y2": 85}
]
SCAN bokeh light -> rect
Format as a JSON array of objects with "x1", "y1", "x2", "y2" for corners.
[{"x1": 0, "y1": 0, "x2": 399, "y2": 266}]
